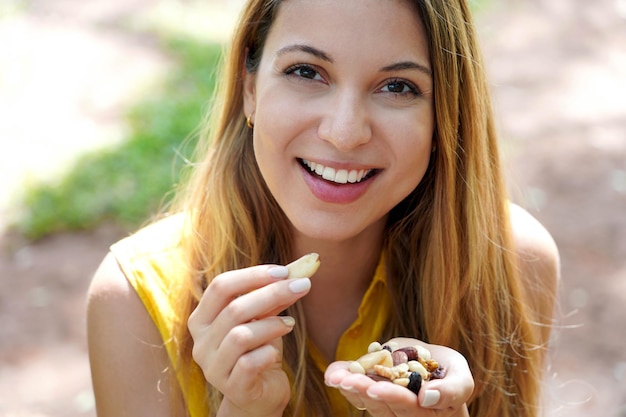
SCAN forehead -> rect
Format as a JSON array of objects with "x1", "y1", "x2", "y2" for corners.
[{"x1": 263, "y1": 0, "x2": 429, "y2": 64}]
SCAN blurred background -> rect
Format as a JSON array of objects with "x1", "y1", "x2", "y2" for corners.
[{"x1": 0, "y1": 0, "x2": 624, "y2": 416}]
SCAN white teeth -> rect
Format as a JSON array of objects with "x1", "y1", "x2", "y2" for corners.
[
  {"x1": 322, "y1": 166, "x2": 336, "y2": 181},
  {"x1": 302, "y1": 160, "x2": 370, "y2": 184},
  {"x1": 334, "y1": 169, "x2": 349, "y2": 184},
  {"x1": 315, "y1": 163, "x2": 324, "y2": 176}
]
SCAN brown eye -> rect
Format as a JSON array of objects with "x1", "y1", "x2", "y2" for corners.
[
  {"x1": 284, "y1": 64, "x2": 323, "y2": 81},
  {"x1": 381, "y1": 80, "x2": 418, "y2": 96},
  {"x1": 296, "y1": 67, "x2": 318, "y2": 79},
  {"x1": 386, "y1": 82, "x2": 409, "y2": 93}
]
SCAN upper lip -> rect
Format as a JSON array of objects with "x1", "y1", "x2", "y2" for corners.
[{"x1": 300, "y1": 158, "x2": 378, "y2": 184}]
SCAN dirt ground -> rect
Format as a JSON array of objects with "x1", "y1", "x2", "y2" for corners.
[{"x1": 1, "y1": 0, "x2": 625, "y2": 416}]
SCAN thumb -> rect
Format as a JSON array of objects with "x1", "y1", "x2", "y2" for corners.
[{"x1": 418, "y1": 372, "x2": 474, "y2": 410}]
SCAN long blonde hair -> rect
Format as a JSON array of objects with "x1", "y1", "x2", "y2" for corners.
[{"x1": 171, "y1": 0, "x2": 545, "y2": 416}]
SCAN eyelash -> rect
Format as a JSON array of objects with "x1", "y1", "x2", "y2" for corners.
[
  {"x1": 283, "y1": 64, "x2": 422, "y2": 98},
  {"x1": 380, "y1": 79, "x2": 421, "y2": 98},
  {"x1": 283, "y1": 64, "x2": 324, "y2": 81}
]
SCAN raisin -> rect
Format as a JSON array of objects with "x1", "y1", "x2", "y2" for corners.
[{"x1": 407, "y1": 372, "x2": 422, "y2": 395}]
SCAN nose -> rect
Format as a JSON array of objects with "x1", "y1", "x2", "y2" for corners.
[{"x1": 317, "y1": 89, "x2": 372, "y2": 151}]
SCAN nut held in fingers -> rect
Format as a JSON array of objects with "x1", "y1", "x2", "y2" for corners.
[{"x1": 286, "y1": 253, "x2": 320, "y2": 278}]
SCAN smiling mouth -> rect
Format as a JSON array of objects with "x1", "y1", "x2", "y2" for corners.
[{"x1": 300, "y1": 159, "x2": 378, "y2": 184}]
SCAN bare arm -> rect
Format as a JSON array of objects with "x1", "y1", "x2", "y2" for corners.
[
  {"x1": 87, "y1": 253, "x2": 185, "y2": 416},
  {"x1": 509, "y1": 203, "x2": 561, "y2": 348}
]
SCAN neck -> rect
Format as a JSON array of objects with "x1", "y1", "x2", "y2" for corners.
[{"x1": 291, "y1": 223, "x2": 385, "y2": 361}]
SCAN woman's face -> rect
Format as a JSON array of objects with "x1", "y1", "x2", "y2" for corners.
[{"x1": 243, "y1": 0, "x2": 434, "y2": 243}]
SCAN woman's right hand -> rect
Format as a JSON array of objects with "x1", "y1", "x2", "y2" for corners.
[{"x1": 187, "y1": 264, "x2": 312, "y2": 417}]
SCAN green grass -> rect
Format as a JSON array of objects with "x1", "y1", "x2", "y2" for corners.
[
  {"x1": 469, "y1": 0, "x2": 492, "y2": 13},
  {"x1": 16, "y1": 37, "x2": 223, "y2": 239}
]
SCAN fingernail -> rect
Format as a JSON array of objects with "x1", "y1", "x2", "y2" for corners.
[
  {"x1": 339, "y1": 383, "x2": 358, "y2": 393},
  {"x1": 421, "y1": 389, "x2": 440, "y2": 407},
  {"x1": 280, "y1": 316, "x2": 295, "y2": 327},
  {"x1": 288, "y1": 277, "x2": 311, "y2": 293},
  {"x1": 325, "y1": 379, "x2": 339, "y2": 388},
  {"x1": 367, "y1": 391, "x2": 380, "y2": 400},
  {"x1": 268, "y1": 266, "x2": 289, "y2": 278}
]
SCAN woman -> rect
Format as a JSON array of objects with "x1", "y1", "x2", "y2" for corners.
[{"x1": 87, "y1": 0, "x2": 559, "y2": 416}]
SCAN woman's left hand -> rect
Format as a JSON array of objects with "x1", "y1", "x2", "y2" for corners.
[{"x1": 324, "y1": 337, "x2": 474, "y2": 417}]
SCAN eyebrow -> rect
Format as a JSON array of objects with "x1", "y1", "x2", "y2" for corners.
[
  {"x1": 381, "y1": 61, "x2": 432, "y2": 77},
  {"x1": 276, "y1": 44, "x2": 334, "y2": 63},
  {"x1": 276, "y1": 44, "x2": 431, "y2": 76}
]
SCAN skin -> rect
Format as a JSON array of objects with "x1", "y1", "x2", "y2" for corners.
[
  {"x1": 243, "y1": 0, "x2": 434, "y2": 246},
  {"x1": 87, "y1": 0, "x2": 560, "y2": 416},
  {"x1": 325, "y1": 338, "x2": 474, "y2": 417},
  {"x1": 242, "y1": 0, "x2": 434, "y2": 369}
]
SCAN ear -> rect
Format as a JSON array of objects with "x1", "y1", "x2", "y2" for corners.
[{"x1": 242, "y1": 66, "x2": 257, "y2": 118}]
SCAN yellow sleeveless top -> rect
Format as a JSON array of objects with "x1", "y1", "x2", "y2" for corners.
[{"x1": 110, "y1": 214, "x2": 392, "y2": 417}]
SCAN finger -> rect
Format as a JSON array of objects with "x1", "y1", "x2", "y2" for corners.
[
  {"x1": 190, "y1": 265, "x2": 289, "y2": 326},
  {"x1": 193, "y1": 316, "x2": 294, "y2": 386},
  {"x1": 218, "y1": 316, "x2": 294, "y2": 377},
  {"x1": 228, "y1": 343, "x2": 284, "y2": 394},
  {"x1": 418, "y1": 371, "x2": 473, "y2": 410},
  {"x1": 384, "y1": 337, "x2": 474, "y2": 410},
  {"x1": 324, "y1": 360, "x2": 353, "y2": 388},
  {"x1": 209, "y1": 277, "x2": 310, "y2": 349},
  {"x1": 363, "y1": 378, "x2": 418, "y2": 416},
  {"x1": 218, "y1": 342, "x2": 284, "y2": 407},
  {"x1": 326, "y1": 363, "x2": 421, "y2": 416},
  {"x1": 333, "y1": 373, "x2": 383, "y2": 414},
  {"x1": 339, "y1": 375, "x2": 401, "y2": 416},
  {"x1": 418, "y1": 350, "x2": 473, "y2": 410}
]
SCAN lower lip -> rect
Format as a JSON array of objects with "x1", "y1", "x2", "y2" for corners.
[{"x1": 300, "y1": 165, "x2": 374, "y2": 204}]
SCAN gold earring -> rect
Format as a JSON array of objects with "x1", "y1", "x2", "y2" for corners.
[{"x1": 246, "y1": 113, "x2": 254, "y2": 129}]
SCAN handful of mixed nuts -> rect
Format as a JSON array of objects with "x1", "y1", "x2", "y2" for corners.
[{"x1": 348, "y1": 341, "x2": 447, "y2": 395}]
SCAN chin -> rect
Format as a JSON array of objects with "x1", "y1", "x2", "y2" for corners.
[{"x1": 288, "y1": 214, "x2": 385, "y2": 245}]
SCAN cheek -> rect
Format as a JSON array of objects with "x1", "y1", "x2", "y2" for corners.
[
  {"x1": 251, "y1": 110, "x2": 299, "y2": 192},
  {"x1": 393, "y1": 124, "x2": 434, "y2": 193},
  {"x1": 251, "y1": 92, "x2": 316, "y2": 177},
  {"x1": 253, "y1": 96, "x2": 303, "y2": 150},
  {"x1": 394, "y1": 117, "x2": 433, "y2": 162},
  {"x1": 252, "y1": 128, "x2": 279, "y2": 187}
]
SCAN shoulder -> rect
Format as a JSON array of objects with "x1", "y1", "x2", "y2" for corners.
[
  {"x1": 87, "y1": 253, "x2": 183, "y2": 416},
  {"x1": 88, "y1": 251, "x2": 137, "y2": 303},
  {"x1": 508, "y1": 202, "x2": 560, "y2": 277},
  {"x1": 109, "y1": 213, "x2": 189, "y2": 301},
  {"x1": 507, "y1": 203, "x2": 560, "y2": 338},
  {"x1": 87, "y1": 253, "x2": 146, "y2": 333}
]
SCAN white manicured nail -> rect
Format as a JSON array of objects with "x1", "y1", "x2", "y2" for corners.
[
  {"x1": 269, "y1": 266, "x2": 289, "y2": 278},
  {"x1": 280, "y1": 316, "x2": 295, "y2": 327},
  {"x1": 288, "y1": 278, "x2": 311, "y2": 293},
  {"x1": 339, "y1": 382, "x2": 358, "y2": 393},
  {"x1": 367, "y1": 391, "x2": 380, "y2": 400},
  {"x1": 421, "y1": 390, "x2": 440, "y2": 407},
  {"x1": 325, "y1": 379, "x2": 339, "y2": 388}
]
